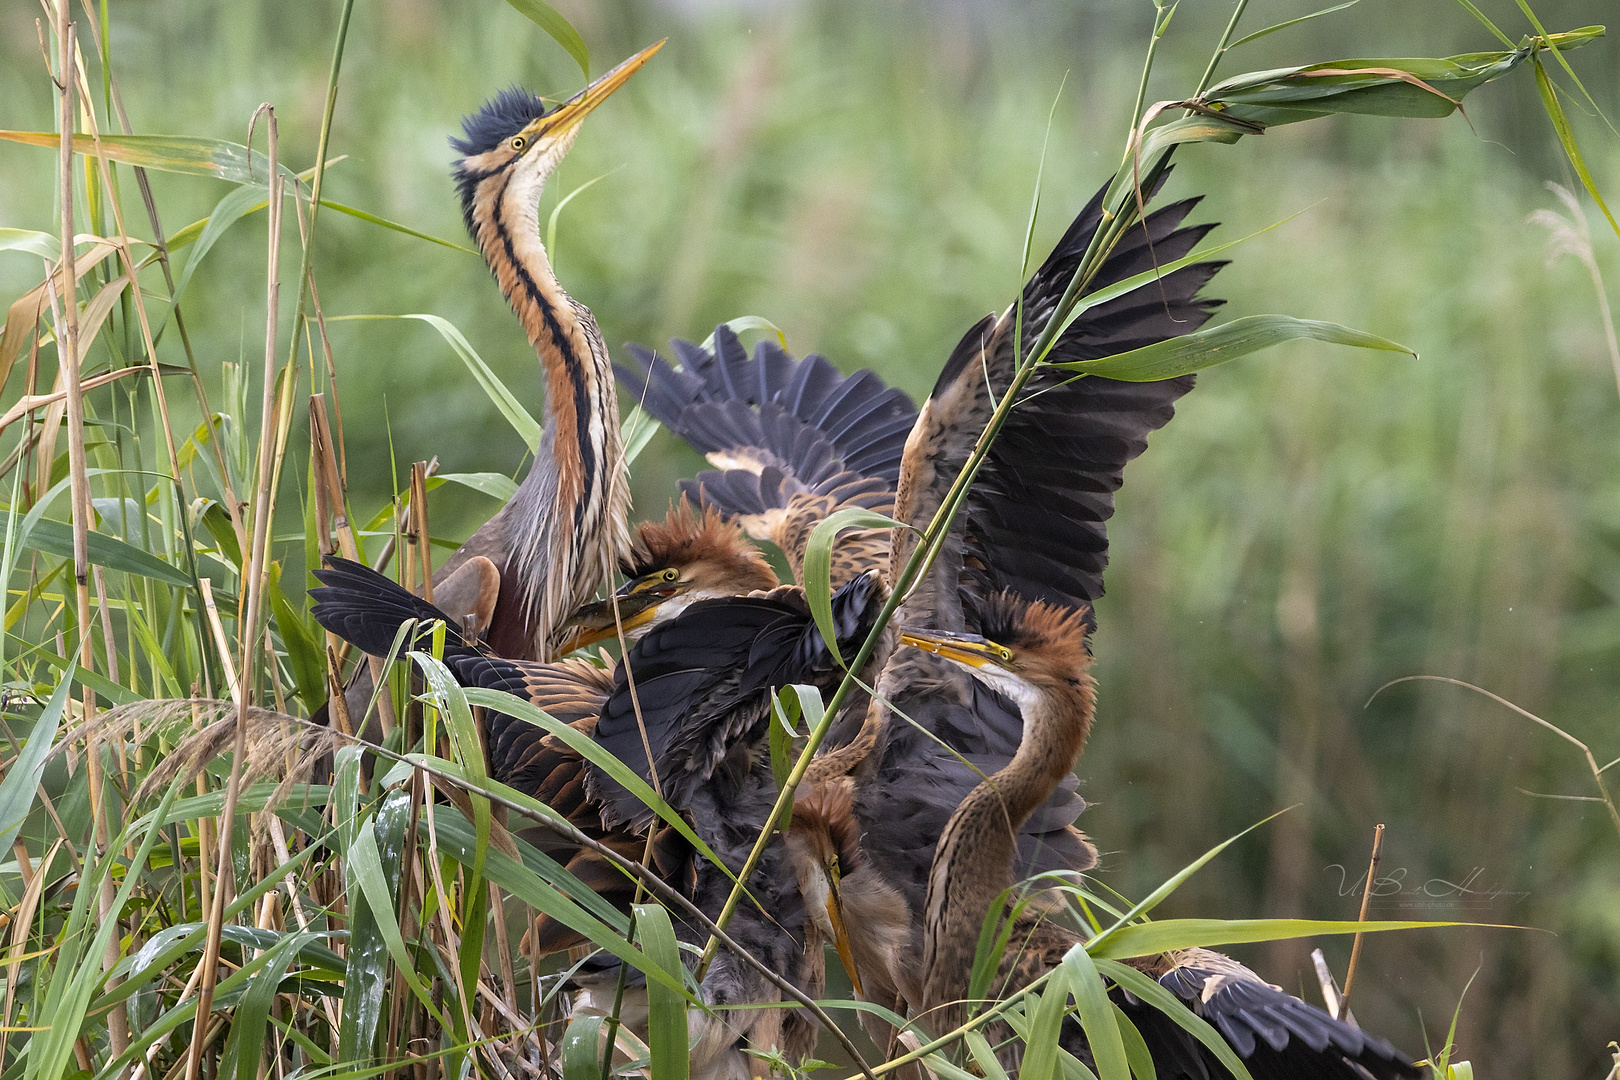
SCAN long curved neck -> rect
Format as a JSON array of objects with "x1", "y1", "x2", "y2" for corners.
[
  {"x1": 472, "y1": 165, "x2": 631, "y2": 657},
  {"x1": 922, "y1": 674, "x2": 1092, "y2": 1014}
]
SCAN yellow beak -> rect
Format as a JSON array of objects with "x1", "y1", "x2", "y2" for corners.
[
  {"x1": 824, "y1": 876, "x2": 863, "y2": 997},
  {"x1": 528, "y1": 40, "x2": 665, "y2": 141},
  {"x1": 897, "y1": 628, "x2": 1005, "y2": 670}
]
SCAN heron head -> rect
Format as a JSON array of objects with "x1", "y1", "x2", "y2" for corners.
[
  {"x1": 557, "y1": 501, "x2": 779, "y2": 652},
  {"x1": 788, "y1": 781, "x2": 865, "y2": 995},
  {"x1": 450, "y1": 40, "x2": 663, "y2": 238},
  {"x1": 898, "y1": 593, "x2": 1093, "y2": 710}
]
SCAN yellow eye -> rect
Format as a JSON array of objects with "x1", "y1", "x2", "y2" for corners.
[
  {"x1": 510, "y1": 135, "x2": 526, "y2": 152},
  {"x1": 660, "y1": 568, "x2": 680, "y2": 582},
  {"x1": 998, "y1": 646, "x2": 1014, "y2": 663}
]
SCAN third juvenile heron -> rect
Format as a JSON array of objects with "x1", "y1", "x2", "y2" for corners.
[{"x1": 904, "y1": 601, "x2": 1422, "y2": 1078}]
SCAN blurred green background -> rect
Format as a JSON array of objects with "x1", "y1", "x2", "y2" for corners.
[{"x1": 3, "y1": 0, "x2": 1619, "y2": 1072}]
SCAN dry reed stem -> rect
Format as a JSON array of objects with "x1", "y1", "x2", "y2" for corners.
[
  {"x1": 185, "y1": 102, "x2": 283, "y2": 1080},
  {"x1": 1340, "y1": 821, "x2": 1385, "y2": 1015},
  {"x1": 310, "y1": 392, "x2": 398, "y2": 733},
  {"x1": 1372, "y1": 675, "x2": 1620, "y2": 840},
  {"x1": 71, "y1": 0, "x2": 245, "y2": 549},
  {"x1": 410, "y1": 460, "x2": 432, "y2": 603},
  {"x1": 197, "y1": 578, "x2": 240, "y2": 706},
  {"x1": 47, "y1": 3, "x2": 132, "y2": 1063}
]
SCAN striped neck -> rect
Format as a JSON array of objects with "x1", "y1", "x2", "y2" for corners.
[{"x1": 469, "y1": 160, "x2": 631, "y2": 657}]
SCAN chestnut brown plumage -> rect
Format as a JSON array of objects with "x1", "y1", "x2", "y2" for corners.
[{"x1": 559, "y1": 500, "x2": 779, "y2": 651}]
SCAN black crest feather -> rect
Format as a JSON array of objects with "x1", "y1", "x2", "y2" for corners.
[
  {"x1": 451, "y1": 87, "x2": 549, "y2": 158},
  {"x1": 449, "y1": 87, "x2": 549, "y2": 236}
]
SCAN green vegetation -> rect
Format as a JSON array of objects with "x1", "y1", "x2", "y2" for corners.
[{"x1": 0, "y1": 0, "x2": 1616, "y2": 1076}]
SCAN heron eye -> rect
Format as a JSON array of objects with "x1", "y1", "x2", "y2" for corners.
[
  {"x1": 510, "y1": 135, "x2": 526, "y2": 152},
  {"x1": 998, "y1": 646, "x2": 1014, "y2": 662},
  {"x1": 660, "y1": 568, "x2": 680, "y2": 582}
]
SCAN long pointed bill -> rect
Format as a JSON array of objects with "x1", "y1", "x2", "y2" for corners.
[
  {"x1": 824, "y1": 883, "x2": 863, "y2": 996},
  {"x1": 897, "y1": 628, "x2": 1007, "y2": 670},
  {"x1": 539, "y1": 40, "x2": 665, "y2": 140},
  {"x1": 555, "y1": 592, "x2": 664, "y2": 653}
]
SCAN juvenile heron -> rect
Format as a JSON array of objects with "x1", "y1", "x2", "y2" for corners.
[
  {"x1": 904, "y1": 600, "x2": 1421, "y2": 1078},
  {"x1": 430, "y1": 42, "x2": 664, "y2": 660}
]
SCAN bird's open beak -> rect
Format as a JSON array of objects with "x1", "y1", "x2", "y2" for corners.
[
  {"x1": 538, "y1": 40, "x2": 665, "y2": 140},
  {"x1": 556, "y1": 590, "x2": 666, "y2": 652},
  {"x1": 898, "y1": 627, "x2": 1007, "y2": 669},
  {"x1": 823, "y1": 871, "x2": 864, "y2": 997}
]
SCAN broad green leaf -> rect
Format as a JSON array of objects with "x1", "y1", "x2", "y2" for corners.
[
  {"x1": 347, "y1": 797, "x2": 453, "y2": 1030},
  {"x1": 425, "y1": 794, "x2": 648, "y2": 961},
  {"x1": 1048, "y1": 315, "x2": 1413, "y2": 382},
  {"x1": 505, "y1": 0, "x2": 590, "y2": 79},
  {"x1": 1091, "y1": 917, "x2": 1466, "y2": 960},
  {"x1": 1111, "y1": 1003, "x2": 1157, "y2": 1080},
  {"x1": 333, "y1": 314, "x2": 541, "y2": 452},
  {"x1": 923, "y1": 1053, "x2": 988, "y2": 1080},
  {"x1": 964, "y1": 1031, "x2": 1012, "y2": 1080},
  {"x1": 1088, "y1": 810, "x2": 1286, "y2": 954},
  {"x1": 1094, "y1": 961, "x2": 1253, "y2": 1080},
  {"x1": 17, "y1": 514, "x2": 191, "y2": 586},
  {"x1": 1058, "y1": 949, "x2": 1126, "y2": 1080},
  {"x1": 222, "y1": 931, "x2": 323, "y2": 1080},
  {"x1": 335, "y1": 749, "x2": 388, "y2": 1063},
  {"x1": 458, "y1": 688, "x2": 740, "y2": 892},
  {"x1": 0, "y1": 131, "x2": 306, "y2": 188},
  {"x1": 1199, "y1": 28, "x2": 1604, "y2": 127},
  {"x1": 0, "y1": 661, "x2": 76, "y2": 853},
  {"x1": 801, "y1": 507, "x2": 906, "y2": 663},
  {"x1": 700, "y1": 315, "x2": 789, "y2": 352},
  {"x1": 426, "y1": 471, "x2": 520, "y2": 502},
  {"x1": 561, "y1": 1015, "x2": 607, "y2": 1080},
  {"x1": 33, "y1": 649, "x2": 142, "y2": 707},
  {"x1": 634, "y1": 904, "x2": 691, "y2": 1080},
  {"x1": 0, "y1": 228, "x2": 60, "y2": 260}
]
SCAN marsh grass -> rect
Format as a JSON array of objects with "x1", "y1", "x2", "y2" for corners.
[{"x1": 0, "y1": 0, "x2": 1616, "y2": 1077}]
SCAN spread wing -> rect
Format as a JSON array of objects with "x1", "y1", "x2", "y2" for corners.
[
  {"x1": 892, "y1": 171, "x2": 1224, "y2": 633},
  {"x1": 588, "y1": 571, "x2": 886, "y2": 830},
  {"x1": 1111, "y1": 948, "x2": 1422, "y2": 1080},
  {"x1": 616, "y1": 326, "x2": 918, "y2": 585},
  {"x1": 310, "y1": 556, "x2": 470, "y2": 656},
  {"x1": 447, "y1": 653, "x2": 613, "y2": 825}
]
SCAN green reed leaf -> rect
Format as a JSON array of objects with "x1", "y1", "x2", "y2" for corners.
[
  {"x1": 801, "y1": 507, "x2": 905, "y2": 664},
  {"x1": 634, "y1": 903, "x2": 692, "y2": 1080},
  {"x1": 1049, "y1": 315, "x2": 1413, "y2": 382}
]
